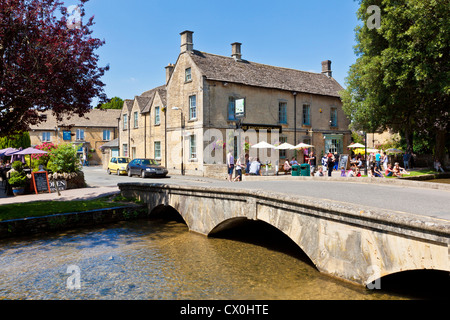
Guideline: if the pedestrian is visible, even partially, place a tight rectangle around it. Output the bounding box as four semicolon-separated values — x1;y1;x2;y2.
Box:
307;151;316;175
249;157;261;175
314;166;324;177
403;152;411;170
434;159;444;173
327;150;334;177
226;150;234;182
340;166;346;177
233;157;243;181
375;151;381;170
382;152;388;171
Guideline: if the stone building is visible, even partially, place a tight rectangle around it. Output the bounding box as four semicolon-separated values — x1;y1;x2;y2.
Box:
119;30;351;176
29;109;121;166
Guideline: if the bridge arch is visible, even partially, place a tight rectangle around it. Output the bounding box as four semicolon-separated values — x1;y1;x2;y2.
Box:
120;182;450;286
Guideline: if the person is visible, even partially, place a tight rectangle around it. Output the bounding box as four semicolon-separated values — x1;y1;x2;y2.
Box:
327;150;334;177
373;165;384;178
434;159;444;173
226;150;234;182
290;157;298;166
375;151;381;171
393;162;410;177
355;167;361;177
385;164;394;177
347;168;355;177
339;166;346;177
233;157;243;182
333;152;340;171
314;166;324;177
403;152;411;170
382;152;388;171
249;157;261;175
307;151;316;175
245;153;250;174
283;159;292;174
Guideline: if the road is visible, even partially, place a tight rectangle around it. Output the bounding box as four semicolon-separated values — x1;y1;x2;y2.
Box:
83;166;450;221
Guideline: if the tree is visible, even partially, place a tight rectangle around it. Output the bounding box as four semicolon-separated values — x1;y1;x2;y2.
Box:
0;131;31;149
342;0;449;162
0;0;109;136
97;96;124;110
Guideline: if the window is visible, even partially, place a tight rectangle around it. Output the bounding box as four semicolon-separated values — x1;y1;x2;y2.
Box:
133;111;138;128
330;107;337;127
189;134;196;159
185;68;192;82
103;130;111;141
132;147;136;159
302;104;311;126
324;134;343;154
279;136;287;158
76;129;85;141
42;132;51;142
228;97;236;121
279;102;287;124
189;95;196;120
154;141;161;159
155;106;160;125
123;144;128;157
123;114;128;130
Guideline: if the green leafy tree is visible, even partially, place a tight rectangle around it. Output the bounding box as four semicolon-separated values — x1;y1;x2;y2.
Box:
342;0;449;162
97;97;124;110
0;132;31;149
47;143;80;173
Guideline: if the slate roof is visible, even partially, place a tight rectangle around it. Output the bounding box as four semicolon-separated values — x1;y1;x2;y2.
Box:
30;109;122;130
189;51;343;98
140;85;167;113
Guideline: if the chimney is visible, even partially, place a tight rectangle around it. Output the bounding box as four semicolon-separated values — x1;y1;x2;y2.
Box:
321;60;332;78
180;30;194;53
165;63;174;84
231;42;242;61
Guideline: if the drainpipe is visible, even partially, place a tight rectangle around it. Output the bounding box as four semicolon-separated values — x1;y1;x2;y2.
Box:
293;92;297;157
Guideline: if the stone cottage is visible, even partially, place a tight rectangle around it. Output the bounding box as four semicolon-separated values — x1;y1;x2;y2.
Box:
119;30;351;177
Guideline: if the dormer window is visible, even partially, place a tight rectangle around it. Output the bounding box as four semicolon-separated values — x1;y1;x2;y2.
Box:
185;67;192;82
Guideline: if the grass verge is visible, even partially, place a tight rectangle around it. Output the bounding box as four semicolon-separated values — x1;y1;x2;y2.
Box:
0;195;136;221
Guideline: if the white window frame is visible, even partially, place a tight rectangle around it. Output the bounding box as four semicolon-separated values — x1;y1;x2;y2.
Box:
189;134;197;160
42;131;51;142
185;67;192;82
278;101;287;124
189;95;197;120
155;106;160;125
123;114;128;130
76;129;85;141
103;130;111;141
154;141;161;160
133;111;139;128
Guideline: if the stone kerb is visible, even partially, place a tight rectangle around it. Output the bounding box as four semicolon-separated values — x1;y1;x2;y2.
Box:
118;182;450;286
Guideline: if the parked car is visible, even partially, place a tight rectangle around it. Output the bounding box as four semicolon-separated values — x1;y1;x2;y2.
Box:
107;157;130;175
126;158;168;178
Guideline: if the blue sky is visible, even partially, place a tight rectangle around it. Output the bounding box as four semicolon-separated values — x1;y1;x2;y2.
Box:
77;0;362;103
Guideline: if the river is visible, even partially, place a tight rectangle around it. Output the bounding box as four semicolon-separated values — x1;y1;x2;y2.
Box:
0;218;447;300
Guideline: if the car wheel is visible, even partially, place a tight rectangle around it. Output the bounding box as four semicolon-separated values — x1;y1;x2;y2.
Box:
141;170;146;178
128;169;132;177
107;168;111;175
117;169;121;176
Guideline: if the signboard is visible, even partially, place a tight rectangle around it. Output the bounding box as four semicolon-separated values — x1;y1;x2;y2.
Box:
235;98;245;118
31;171;51;194
63;131;72;141
338;154;349;170
49;179;67;193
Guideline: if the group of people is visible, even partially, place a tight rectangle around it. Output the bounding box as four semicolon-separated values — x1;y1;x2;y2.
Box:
226;152;264;182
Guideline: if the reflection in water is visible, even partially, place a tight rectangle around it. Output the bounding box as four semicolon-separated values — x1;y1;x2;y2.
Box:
0;219;446;300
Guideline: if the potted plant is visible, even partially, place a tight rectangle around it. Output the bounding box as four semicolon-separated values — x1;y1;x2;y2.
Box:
8;161;28;196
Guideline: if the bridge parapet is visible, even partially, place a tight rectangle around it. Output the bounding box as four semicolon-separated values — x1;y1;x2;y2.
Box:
118;182;450;286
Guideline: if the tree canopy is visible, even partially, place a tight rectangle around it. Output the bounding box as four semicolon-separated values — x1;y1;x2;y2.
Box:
97;96;124;110
0;0;108;136
341;0;449;161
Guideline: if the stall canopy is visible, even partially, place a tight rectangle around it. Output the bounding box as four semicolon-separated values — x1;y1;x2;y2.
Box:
275;142;294;150
11;147;48;167
251;141;276;149
347;143;366;148
291;143;314;149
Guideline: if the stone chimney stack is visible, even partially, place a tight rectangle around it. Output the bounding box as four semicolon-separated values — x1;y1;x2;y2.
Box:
231;42;242;61
165;63;175;84
321;60;332;78
180;30;194;53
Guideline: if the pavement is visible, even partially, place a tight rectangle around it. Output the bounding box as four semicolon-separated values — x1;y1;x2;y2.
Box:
1;166;449;221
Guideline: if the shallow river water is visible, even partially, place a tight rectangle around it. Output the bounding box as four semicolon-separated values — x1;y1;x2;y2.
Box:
0;218;446;300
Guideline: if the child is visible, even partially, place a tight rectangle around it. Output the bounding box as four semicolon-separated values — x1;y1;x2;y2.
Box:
340;166;346;177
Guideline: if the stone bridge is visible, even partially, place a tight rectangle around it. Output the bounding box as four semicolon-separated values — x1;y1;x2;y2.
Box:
118;182;450;286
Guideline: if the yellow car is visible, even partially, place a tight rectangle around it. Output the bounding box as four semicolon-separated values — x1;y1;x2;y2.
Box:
107;157;130;175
